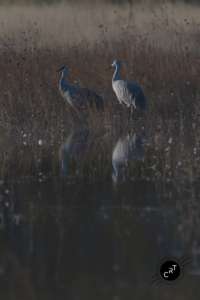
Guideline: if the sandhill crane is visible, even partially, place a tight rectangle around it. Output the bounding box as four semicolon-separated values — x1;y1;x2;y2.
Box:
57;66;104;111
107;60;146;113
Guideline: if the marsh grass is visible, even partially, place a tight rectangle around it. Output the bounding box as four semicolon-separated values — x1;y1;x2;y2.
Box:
0;2;200;132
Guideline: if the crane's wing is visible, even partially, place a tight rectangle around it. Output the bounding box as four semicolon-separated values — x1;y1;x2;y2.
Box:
125;81;147;111
116;81;146;111
72;88;104;110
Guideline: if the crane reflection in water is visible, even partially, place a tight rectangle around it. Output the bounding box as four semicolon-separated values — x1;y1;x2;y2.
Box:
112;131;146;185
59;131;89;175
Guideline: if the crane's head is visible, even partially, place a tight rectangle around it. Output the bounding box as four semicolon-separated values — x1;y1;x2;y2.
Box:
106;60;121;71
56;66;67;73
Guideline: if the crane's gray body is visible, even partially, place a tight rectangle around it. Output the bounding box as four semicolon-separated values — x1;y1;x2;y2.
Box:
108;60;147;111
57;66;104;110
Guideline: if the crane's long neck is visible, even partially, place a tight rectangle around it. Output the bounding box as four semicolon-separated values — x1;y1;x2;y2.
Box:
112;64;120;82
60;70;67;89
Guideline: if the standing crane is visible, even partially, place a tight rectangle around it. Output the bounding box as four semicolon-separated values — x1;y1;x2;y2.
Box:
57;66;104;110
107;60;146;113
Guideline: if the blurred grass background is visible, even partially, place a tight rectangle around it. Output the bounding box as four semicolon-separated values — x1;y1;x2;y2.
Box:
0;0;200;5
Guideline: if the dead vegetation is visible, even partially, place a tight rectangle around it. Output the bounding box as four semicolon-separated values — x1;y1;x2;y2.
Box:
0;1;200;132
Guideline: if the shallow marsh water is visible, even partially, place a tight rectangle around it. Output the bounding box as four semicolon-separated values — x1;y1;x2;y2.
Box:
0;122;200;299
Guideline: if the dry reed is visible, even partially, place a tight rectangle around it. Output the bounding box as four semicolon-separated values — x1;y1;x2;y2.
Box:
0;1;200;132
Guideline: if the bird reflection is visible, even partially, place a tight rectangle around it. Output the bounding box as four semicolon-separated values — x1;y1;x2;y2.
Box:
60;131;89;175
112;132;146;184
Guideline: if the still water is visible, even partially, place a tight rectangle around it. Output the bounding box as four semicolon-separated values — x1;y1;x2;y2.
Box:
0;123;200;299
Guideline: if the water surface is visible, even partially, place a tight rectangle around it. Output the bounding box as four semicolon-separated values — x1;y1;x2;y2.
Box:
0;123;200;299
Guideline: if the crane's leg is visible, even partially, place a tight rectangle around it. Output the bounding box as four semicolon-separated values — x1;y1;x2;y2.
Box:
130;105;133;125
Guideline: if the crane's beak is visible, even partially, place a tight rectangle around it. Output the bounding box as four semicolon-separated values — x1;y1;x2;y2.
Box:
106;65;112;71
56;68;62;72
